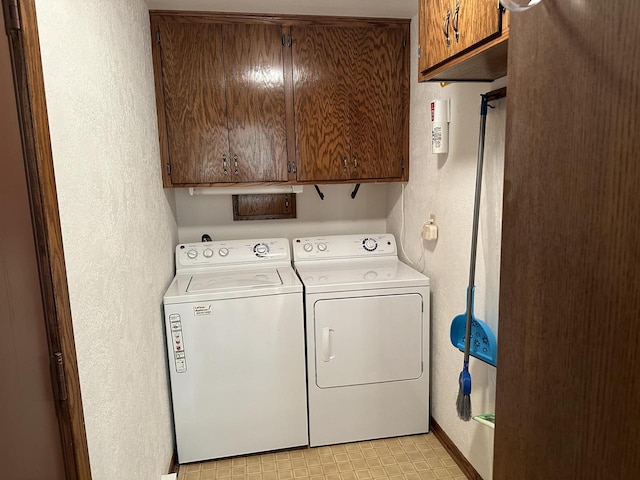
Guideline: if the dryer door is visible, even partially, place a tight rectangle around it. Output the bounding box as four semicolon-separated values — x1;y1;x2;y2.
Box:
313;293;423;388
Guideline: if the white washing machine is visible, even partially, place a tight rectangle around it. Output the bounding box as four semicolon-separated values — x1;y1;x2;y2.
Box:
163;238;307;463
293;233;430;447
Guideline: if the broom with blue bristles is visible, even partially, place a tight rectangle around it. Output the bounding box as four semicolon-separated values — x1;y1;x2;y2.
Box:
455;93;491;421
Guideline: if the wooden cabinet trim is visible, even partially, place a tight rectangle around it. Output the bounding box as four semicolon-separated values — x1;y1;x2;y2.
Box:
150;19;172;187
282;25;297;182
419;34;508;82
149;11;410;28
401;22;410;182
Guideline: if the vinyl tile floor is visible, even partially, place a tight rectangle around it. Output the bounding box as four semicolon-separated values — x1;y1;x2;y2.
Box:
177;434;466;480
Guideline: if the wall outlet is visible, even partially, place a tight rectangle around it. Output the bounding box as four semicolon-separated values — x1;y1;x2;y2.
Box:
421;215;438;241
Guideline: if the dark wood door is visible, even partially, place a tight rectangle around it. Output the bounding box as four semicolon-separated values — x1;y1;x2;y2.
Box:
223;23;288;183
0;18;65;480
494;2;640;479
158;21;230;184
292;25;352;182
350;26;406;180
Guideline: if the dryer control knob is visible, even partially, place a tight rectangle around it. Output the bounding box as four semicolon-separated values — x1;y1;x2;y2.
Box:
203;248;214;258
362;238;378;251
218;248;229;257
254;243;269;257
317;242;327;252
187;249;198;259
303;243;313;252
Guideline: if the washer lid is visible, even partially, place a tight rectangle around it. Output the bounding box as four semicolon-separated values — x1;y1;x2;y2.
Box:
187;270;282;292
164;266;302;304
295;259;429;294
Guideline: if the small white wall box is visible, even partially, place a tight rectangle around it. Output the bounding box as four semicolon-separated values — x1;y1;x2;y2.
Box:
421;215;438;241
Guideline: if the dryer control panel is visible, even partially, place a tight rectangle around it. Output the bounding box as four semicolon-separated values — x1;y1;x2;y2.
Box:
293;234;397;261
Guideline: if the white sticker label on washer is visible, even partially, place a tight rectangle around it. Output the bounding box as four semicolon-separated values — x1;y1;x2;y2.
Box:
194;304;212;316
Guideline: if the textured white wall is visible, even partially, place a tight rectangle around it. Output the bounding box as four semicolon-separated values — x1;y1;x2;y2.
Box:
176;183;389;242
387;17;506;480
34;1;178;478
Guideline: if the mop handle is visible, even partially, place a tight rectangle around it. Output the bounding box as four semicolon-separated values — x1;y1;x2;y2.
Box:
464;95;489;363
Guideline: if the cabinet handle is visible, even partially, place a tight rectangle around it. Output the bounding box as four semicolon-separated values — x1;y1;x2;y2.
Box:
443;9;451;47
353;153;358;172
343;155;348;173
452;1;460;43
233;154;239;175
223;154;228;176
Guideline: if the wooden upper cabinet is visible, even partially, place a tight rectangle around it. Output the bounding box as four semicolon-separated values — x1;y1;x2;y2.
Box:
292;26;352;182
350;27;407;181
157;22;229;184
455;0;501;53
419;0;508;82
292;23;409;183
152;17;289;186
151;13;410;186
419;0;454;73
222;24;288;183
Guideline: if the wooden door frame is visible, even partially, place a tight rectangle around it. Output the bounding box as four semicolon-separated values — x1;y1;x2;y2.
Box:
3;0;91;478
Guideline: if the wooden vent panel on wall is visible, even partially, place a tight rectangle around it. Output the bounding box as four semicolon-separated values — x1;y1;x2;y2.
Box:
232;193;296;221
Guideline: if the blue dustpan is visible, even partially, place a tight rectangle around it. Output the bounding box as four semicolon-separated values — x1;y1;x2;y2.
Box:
450;288;498;367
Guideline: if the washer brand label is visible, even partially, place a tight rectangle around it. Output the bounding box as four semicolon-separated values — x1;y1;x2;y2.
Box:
194;304;212;316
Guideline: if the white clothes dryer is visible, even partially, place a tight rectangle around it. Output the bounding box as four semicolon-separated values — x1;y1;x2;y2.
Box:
293;234;430;447
163;238;307;463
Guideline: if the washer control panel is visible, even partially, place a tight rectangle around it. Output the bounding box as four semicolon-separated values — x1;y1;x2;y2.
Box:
293;234;397;260
176;238;290;273
168;313;187;373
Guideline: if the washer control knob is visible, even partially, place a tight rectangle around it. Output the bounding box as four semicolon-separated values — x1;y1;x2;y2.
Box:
364;270;378;280
187;249;198;259
362;238;378;252
203;248;214;258
317;242;327;252
303;243;313;252
254;243;269;257
218;248;229;257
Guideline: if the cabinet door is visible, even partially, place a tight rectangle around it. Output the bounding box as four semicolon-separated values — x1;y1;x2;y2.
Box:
454;0;501;54
419;0;455;72
158;22;230;184
223;24;288;183
292;26;352;182
350;27;406;180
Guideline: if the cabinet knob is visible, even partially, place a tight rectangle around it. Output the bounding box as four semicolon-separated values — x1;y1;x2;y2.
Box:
233;155;239;175
443;9;451;47
353;153;358;171
343;155;348;173
222;154;228;175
